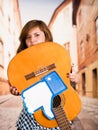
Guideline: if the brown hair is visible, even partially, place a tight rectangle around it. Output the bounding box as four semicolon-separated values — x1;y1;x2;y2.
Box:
17;20;53;53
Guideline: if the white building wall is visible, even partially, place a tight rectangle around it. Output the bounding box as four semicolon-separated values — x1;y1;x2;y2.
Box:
49;2;78;71
0;0;21;72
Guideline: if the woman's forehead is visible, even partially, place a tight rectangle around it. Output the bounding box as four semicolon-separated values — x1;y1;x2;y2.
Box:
28;27;43;34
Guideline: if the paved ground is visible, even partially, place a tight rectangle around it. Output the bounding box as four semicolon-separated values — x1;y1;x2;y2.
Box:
0;94;98;130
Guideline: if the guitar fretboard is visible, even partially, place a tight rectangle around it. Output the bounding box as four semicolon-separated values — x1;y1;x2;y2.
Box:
53;95;72;130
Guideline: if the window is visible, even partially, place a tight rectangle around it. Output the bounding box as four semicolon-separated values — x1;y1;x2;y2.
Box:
80;40;85;60
0;40;3;65
64;42;70;53
95;17;98;44
92;68;97;98
82;72;86;95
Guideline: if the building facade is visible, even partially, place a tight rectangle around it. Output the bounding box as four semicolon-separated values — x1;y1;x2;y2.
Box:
0;0;22;95
76;0;98;98
48;0;78;72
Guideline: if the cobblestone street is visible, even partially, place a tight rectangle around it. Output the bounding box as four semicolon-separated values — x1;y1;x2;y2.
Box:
0;94;98;130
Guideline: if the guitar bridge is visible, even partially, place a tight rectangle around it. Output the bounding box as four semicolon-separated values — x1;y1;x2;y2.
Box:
25;63;56;80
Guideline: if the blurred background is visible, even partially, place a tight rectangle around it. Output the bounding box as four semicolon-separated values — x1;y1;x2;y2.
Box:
0;0;98;130
0;0;98;98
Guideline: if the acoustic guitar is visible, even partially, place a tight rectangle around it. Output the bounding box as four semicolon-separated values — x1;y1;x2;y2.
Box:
7;42;81;128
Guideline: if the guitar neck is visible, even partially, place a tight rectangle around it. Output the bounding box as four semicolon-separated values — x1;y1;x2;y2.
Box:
53;96;72;130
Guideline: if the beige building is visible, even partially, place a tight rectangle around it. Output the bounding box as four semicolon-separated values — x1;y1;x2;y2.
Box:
48;0;78;71
49;0;98;98
0;0;22;95
76;0;98;98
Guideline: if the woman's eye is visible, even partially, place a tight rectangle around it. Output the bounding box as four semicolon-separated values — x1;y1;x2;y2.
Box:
35;33;40;37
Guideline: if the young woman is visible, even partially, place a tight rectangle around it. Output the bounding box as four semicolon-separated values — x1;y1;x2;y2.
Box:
9;20;79;130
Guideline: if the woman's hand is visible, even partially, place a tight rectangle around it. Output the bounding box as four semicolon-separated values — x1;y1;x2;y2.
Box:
8;81;20;96
67;64;80;84
69;73;79;83
67;65;80;90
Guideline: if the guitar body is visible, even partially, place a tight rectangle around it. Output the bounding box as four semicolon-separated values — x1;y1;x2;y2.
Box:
7;42;81;128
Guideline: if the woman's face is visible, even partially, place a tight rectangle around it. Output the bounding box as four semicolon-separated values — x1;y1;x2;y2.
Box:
25;27;46;47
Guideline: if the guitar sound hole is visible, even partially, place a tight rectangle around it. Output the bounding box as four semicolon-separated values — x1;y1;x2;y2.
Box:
53;95;61;108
